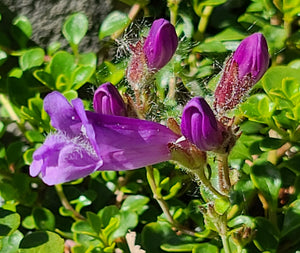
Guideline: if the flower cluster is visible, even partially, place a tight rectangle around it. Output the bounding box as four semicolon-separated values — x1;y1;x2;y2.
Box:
30;20;269;187
30;84;179;185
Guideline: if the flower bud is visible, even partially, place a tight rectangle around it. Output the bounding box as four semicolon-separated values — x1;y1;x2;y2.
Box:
181;97;223;151
214;33;269;113
93;82;127;116
143;18;178;70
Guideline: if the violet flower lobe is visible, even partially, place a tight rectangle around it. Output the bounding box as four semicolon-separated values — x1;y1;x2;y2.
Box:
30;92;179;185
214;33;269;113
181;97;223;151
143;18;178;70
93;82;127;116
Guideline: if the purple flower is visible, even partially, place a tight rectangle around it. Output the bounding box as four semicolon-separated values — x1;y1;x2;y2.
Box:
30;92;179;185
143;18;178;70
214;33;269;113
93;82;127;116
181;97;223;151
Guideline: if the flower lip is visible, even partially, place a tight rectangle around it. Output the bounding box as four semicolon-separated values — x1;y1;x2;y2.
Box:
143;18;178;70
181;97;223;151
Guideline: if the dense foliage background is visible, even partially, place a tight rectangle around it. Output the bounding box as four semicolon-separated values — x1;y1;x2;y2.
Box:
1;0;300;252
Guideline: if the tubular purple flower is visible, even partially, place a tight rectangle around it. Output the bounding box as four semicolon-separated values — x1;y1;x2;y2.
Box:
30;92;179;185
181;97;223;151
214;33;269;113
93;82;127;116
143;18;178;70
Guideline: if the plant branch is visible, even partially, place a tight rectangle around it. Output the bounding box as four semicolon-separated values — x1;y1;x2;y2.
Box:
55;184;85;220
146;166;195;236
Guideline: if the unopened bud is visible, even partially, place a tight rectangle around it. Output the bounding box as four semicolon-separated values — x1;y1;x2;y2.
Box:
181;97;224;151
214;33;269;113
93;82;127;116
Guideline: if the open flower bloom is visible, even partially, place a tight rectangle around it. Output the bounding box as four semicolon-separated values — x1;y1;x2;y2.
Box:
30;92;179;185
93;82;127;116
143;18;178;70
214;33;269;113
181;97;223;151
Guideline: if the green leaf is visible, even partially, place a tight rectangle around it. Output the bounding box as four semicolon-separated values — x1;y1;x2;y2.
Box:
99;11;130;40
22;215;35;230
0;49;7;67
87;212;102;235
47;41;61;56
262;66;300;94
0;230;23;253
119;0;149;7
214;198;230;215
250;160;281;205
12;16;32;38
228;215;255;228
253;217;279;251
25;130;45;143
19;231;64;253
97;61;126;85
32;207;55;231
193;243;219;253
33;70;55;89
239;94;275;124
141;222;175;253
71;66;95;90
63;13;88;45
121;195;149;215
112;211;138;238
49;51;76;89
0;208;20;236
19;48;45;70
72;220;96;236
99;206;119;228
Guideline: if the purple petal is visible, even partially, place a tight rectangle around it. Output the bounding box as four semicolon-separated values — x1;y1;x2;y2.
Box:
93;83;127;116
30;134;102;185
181;97;223;151
143;18;178;70
43;91;81;136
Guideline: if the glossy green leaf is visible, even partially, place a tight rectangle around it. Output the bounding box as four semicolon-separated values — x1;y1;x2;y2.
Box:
112;211;138;239
47;41;61;56
33;70;55;89
49;51;76;86
25;130;44;143
18;231;64;253
63;13;88;45
239;94;275;124
12;15;32;38
0;208;20;236
19;48;44;70
99;206;119;228
193;243;218;253
0;230;23;253
72;220;96;236
22;215;35;230
250;160;281;205
71;65;95;90
214;198;230;215
97;61;125;85
99;11;130;40
32;207;55;231
87;212;102;235
121;195;149;215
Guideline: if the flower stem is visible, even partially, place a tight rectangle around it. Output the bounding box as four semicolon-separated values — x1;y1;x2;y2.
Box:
146;166;195;236
194;165;228;200
196;6;214;40
221;234;232;253
168;0;180;26
217;153;231;193
0;94;20;123
55;184;85;220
